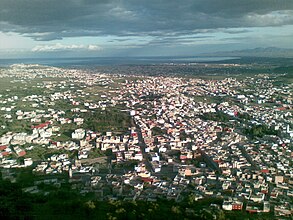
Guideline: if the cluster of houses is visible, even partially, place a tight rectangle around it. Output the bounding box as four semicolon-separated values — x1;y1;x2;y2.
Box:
0;64;292;217
117;74;292;216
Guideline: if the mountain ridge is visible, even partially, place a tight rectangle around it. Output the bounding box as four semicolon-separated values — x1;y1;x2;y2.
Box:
202;47;293;58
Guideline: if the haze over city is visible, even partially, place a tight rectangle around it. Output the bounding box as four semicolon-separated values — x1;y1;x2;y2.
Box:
0;0;293;58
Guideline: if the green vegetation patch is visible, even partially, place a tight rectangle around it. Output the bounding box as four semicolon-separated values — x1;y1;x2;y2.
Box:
200;111;234;122
83;107;131;133
244;124;280;138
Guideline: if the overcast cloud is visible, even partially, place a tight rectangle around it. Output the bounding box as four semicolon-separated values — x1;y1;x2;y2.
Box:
0;0;292;57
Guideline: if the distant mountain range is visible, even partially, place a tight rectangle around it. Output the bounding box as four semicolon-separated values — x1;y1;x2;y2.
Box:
204;47;293;58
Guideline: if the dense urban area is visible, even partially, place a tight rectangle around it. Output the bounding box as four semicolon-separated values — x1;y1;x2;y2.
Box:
0;62;292;219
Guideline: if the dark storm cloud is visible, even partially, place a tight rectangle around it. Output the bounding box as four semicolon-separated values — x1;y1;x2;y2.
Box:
0;0;292;40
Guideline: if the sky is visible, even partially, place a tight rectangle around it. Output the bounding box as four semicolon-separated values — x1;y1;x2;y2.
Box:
0;0;293;58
